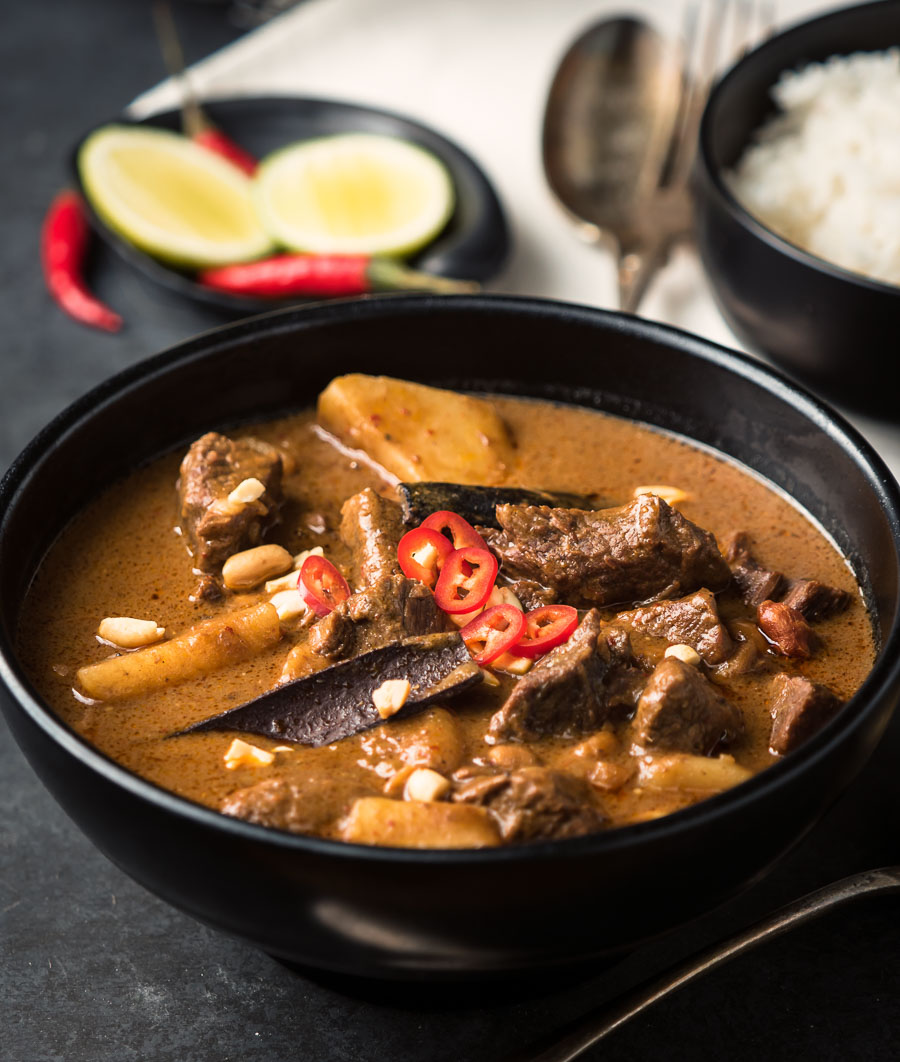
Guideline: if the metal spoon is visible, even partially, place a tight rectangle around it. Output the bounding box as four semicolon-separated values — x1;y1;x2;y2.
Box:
542;4;777;313
542;16;685;313
505;866;900;1061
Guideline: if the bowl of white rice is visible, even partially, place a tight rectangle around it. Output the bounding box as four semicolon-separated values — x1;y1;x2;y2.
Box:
694;0;900;414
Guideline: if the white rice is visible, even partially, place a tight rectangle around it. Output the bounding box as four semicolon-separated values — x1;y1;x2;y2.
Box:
727;49;900;287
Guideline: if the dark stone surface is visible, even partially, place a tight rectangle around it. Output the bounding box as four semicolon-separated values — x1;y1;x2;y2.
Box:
1;3;899;1061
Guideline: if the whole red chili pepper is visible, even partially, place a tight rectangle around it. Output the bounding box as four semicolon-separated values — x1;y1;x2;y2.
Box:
41;191;123;333
192;127;258;176
198;255;479;299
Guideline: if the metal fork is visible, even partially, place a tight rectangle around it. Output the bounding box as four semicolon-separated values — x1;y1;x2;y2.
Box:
617;0;776;312
506;866;900;1062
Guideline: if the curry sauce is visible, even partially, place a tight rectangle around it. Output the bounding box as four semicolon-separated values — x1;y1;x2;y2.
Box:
16;394;875;844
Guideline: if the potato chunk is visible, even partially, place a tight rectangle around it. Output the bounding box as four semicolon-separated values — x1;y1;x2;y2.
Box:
317;374;514;484
77;602;281;701
360;706;465;775
341;796;500;848
636;752;752;792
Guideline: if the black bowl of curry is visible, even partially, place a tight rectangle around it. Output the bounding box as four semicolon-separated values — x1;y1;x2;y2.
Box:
1;295;899;977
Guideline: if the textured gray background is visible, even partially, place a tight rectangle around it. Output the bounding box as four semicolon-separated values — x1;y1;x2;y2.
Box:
2;3;898;1060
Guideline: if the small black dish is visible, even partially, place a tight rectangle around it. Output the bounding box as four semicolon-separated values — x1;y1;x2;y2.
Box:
70;96;511;314
693;0;900;416
1;295;900;979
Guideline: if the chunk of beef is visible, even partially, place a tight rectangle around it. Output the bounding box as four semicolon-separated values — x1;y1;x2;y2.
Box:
307;609;356;659
618;588;733;665
757;599;820;659
489;611;606;742
633;656;743;754
179;432;283;573
768;673;843;755
488;611;646;742
453;766;604;842
339;488;405;588
281;573;445;681
781;579;852;621
344;574;444;649
713;638;767;680
717;619;769;676
724;532;852;621
221;777;365;836
604;624;635;663
192;572;224;603
723;531;785;608
602;626;649;712
482;496;731;608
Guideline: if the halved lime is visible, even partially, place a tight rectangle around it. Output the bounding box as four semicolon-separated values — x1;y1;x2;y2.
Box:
254;133;455;257
78;125;274;268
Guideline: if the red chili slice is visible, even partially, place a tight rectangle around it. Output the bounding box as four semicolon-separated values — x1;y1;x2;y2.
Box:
433;546;498;614
460;604;526;666
421;510;488;551
510;604;579;658
397;527;453;588
298;555;351;617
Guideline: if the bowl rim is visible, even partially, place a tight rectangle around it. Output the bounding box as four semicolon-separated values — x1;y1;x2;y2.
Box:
3;292;900;866
697;0;900;298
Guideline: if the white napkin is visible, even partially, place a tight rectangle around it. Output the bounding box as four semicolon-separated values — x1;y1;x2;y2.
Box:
130;0;900;474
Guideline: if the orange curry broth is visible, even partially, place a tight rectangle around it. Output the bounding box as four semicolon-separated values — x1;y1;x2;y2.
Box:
16;396;874;839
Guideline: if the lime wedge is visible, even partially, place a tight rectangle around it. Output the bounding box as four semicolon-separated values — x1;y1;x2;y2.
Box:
78;125;274;268
254;133;455;257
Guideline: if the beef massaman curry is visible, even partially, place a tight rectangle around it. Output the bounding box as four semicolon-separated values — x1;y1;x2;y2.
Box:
17;375;874;848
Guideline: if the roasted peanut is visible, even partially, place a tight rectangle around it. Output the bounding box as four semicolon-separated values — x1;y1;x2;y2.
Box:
224;738;275;769
665;643;702;667
757;599;819;659
487;744;537;770
269;589;306;621
265;547;325;593
588;760;634;792
292;545;324;569
265;571;300;595
633;484;690;506
227;477;266;505
222;544;293;590
97;616;165;649
491;652;532;675
404;767;451;802
372;678;411;718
